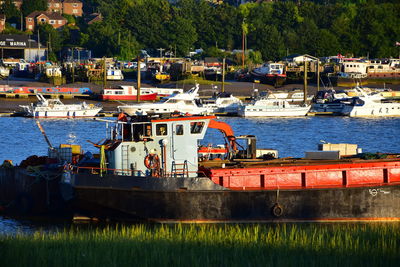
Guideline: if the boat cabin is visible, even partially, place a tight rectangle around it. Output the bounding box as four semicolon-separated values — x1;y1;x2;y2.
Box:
102;114;213;177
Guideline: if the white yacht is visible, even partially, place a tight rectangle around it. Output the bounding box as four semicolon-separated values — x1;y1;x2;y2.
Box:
202;92;243;115
342;87;400;117
20;94;102;118
239;92;310;117
118;84;209;116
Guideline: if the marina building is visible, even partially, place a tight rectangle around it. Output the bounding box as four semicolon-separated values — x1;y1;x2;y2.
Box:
0;34;47;62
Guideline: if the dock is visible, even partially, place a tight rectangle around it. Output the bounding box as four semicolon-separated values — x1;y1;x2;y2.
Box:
307;112;343;116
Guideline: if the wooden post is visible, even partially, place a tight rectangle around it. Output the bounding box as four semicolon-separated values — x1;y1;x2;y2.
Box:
72;62;75;84
303;60;308;105
137;56;141;102
317;59;320;92
242;28;245;70
222;57;225;93
103;57;107;89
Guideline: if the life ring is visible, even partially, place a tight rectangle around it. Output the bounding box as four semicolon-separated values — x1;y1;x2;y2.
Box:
144;154;160;169
272;203;283;217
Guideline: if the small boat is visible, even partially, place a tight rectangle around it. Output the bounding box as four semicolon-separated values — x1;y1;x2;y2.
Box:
310;89;352;114
202;92;243;115
250;62;286;86
118;84;208;116
19;94;102;118
107;68;124;81
239;91;310;117
100;86;158;101
154;72;170;83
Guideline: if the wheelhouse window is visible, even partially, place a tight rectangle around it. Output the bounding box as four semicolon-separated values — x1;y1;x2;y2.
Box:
176;124;184;135
190;121;204;134
156;124;168;136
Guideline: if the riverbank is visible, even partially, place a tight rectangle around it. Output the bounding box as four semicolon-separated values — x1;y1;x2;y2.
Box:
1;223;399;266
0;78;313;114
1;77;398;114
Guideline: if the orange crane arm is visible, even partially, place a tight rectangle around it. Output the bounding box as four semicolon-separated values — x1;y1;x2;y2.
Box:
208;119;237;151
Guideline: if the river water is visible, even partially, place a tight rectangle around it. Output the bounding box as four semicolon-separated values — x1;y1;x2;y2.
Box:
0;116;399;234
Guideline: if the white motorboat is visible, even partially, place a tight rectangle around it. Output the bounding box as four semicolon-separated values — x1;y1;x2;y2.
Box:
251;63;286;78
20;94;102;118
118;84;209;116
310;89;352;114
254;89;313;103
342;87;400;117
239;92;310;117
202;92;243;115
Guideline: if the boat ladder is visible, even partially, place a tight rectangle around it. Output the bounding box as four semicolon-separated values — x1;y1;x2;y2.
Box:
171;160;189;177
121;145;129;175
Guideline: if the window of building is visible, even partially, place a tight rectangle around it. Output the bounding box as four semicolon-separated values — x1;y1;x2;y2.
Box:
58;20;63;24
55;3;60;7
73;3;78;7
40;18;46;22
73;9;78;13
28;25;33;29
28;18;32;22
50;20;55;24
190;121;204;134
156;124;168;136
176;125;184;135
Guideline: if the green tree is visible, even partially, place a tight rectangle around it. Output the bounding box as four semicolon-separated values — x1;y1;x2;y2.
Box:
21;0;47;17
1;0;21;20
165;13;197;56
36;24;63;61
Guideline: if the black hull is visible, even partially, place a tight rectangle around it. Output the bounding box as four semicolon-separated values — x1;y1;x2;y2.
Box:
65;174;400;222
0;168;67;217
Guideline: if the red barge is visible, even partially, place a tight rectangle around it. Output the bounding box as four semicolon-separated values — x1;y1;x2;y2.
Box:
1;114;400;222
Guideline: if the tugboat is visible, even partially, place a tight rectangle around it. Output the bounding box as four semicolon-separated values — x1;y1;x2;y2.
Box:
52;113;400;222
1;113;400;221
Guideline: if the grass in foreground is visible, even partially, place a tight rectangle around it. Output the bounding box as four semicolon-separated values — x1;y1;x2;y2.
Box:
0;223;399;267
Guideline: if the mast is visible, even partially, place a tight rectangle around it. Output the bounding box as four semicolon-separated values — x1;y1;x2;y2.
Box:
242;21;245;70
222;57;225;93
303;60;308;105
137;56;141;102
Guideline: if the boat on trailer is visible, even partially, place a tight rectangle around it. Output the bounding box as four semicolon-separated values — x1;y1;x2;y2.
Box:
1;113;400;221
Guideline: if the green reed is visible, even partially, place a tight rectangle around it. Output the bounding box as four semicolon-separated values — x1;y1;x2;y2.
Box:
1;223;399;267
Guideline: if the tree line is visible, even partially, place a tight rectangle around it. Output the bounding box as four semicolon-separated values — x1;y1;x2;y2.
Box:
1;0;399;62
